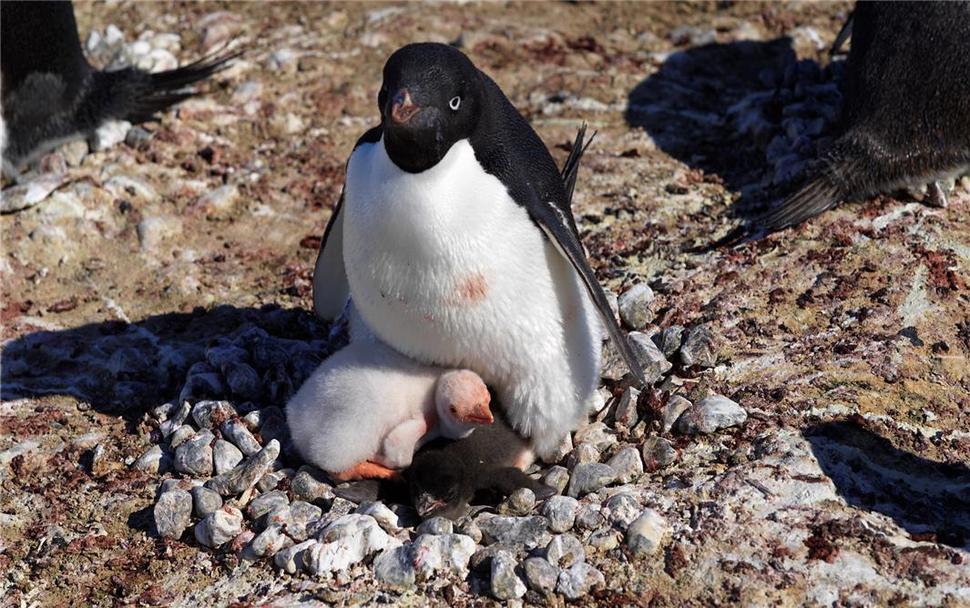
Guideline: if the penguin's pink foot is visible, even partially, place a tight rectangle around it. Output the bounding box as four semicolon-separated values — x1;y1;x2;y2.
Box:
436;370;493;425
330;460;400;482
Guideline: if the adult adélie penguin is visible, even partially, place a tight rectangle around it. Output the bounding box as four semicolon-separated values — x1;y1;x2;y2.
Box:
312;42;645;460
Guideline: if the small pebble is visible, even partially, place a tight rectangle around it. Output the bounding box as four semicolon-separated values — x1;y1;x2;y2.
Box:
602;493;641;529
213;439;243;475
205;439;280;496
565;443;600;470
284;501;324;541
567;463;616;498
626;509;669;557
572;422;617;452
274;539;317;574
291;465;335;505
545;534;585;569
133;445;170;474
676;395;747;434
505;488;536;516
154;490;192;539
246;524;294;559
417;517;453;536
490;551;526;600
191;486;223;518
191;400;236;430
457;520;482;544
542;496;578;533
556;562;605;599
168;424;196;448
541;466;570;495
257;468;291;493
628;332;673;383
173;430;214;477
247;490;289;522
220;418;261;456
679;324;717;369
477;515;550;549
642;436;678;471
612;387;640;430
618;283;655;329
522;557;559;594
606;446;643;484
356;502;399;531
661;395;692;434
653;325;685;358
587;527;622;552
158;401;190;438
575;505;605;531
195;506;244;548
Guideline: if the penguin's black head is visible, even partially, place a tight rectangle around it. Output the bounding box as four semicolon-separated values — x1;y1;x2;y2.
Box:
406;447;470;520
379;43;483;173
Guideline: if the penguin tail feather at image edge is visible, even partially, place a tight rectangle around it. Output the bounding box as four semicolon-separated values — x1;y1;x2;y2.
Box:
90;49;240;124
561;123;596;202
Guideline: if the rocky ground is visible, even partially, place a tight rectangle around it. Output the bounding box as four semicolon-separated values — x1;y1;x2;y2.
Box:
2;1;969;606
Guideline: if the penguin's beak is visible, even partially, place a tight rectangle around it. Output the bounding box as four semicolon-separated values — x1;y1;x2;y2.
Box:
390;88;421;125
415;492;447;518
458;401;494;425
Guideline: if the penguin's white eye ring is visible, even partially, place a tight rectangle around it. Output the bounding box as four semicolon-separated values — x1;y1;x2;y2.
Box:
449;96;461;111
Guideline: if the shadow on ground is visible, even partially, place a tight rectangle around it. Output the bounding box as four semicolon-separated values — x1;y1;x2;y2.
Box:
805;420;970;549
626;37;843;224
1;304;330;420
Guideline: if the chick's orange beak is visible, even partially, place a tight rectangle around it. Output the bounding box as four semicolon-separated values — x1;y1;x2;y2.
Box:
457;401;494;425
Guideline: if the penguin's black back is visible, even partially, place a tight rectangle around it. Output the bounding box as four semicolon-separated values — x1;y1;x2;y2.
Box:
841;1;970;164
0;1;90;97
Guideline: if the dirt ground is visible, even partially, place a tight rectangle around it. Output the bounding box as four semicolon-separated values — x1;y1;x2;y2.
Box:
1;1;968;606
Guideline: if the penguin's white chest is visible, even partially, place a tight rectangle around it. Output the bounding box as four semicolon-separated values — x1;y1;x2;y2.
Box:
342;138;595;379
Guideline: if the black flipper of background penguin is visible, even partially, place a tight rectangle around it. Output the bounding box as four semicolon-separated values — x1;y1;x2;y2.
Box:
734;1;970;242
1;0;238;176
312;121;647;386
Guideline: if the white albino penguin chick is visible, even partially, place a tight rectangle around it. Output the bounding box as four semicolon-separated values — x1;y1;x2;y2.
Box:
286;340;493;481
312;43;645;461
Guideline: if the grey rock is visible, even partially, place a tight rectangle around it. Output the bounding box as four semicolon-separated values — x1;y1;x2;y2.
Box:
567;463;616;498
173;430;214;477
304;514;391;574
191;486;223;518
490;551;526;600
158;401;191;438
606;446;643;484
557;561;605;599
565;443;600;470
587;527;622;552
133;445;171;474
574;505;605;531
541;466;570;495
629;332;674;383
505;488;536;516
194;506;244;548
220;419;261;456
522;557;559;594
356;502;399;531
274;539;317;574
602;493;641;529
642;436;678;471
205;439;280;496
247;490;289;521
411;533;477;581
291;465;334;505
626;509;669;556
373;545;416;587
246;524;294;559
542;496;579;533
168;424;196;448
159;478;197;494
478;515;550;549
573;422;617;452
680;324;717;368
257;468;292;493
545;534;584;569
417;517;453;536
191;400;236;429
285;501;324;542
125;126;152;148
213;439;243;475
676;395;747;434
653;325;685;358
661;394;692;433
154;490;192;539
618;283;655;329
612;386;640;430
225;362;261;400
457;520;482;543
137;216;183;252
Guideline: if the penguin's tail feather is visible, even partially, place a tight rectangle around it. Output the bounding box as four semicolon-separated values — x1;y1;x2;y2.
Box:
88;49;240;125
750;173;844;235
561;123;596;202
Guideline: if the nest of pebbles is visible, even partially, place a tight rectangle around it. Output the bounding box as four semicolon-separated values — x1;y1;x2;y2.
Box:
144;285;747;600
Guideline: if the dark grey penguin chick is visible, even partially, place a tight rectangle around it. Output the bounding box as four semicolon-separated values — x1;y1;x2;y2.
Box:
406;404;555;520
749;1;970;236
1;1;238;177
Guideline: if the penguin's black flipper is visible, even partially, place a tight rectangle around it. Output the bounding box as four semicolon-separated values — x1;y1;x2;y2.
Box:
749;174;843;235
91;50;240;125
